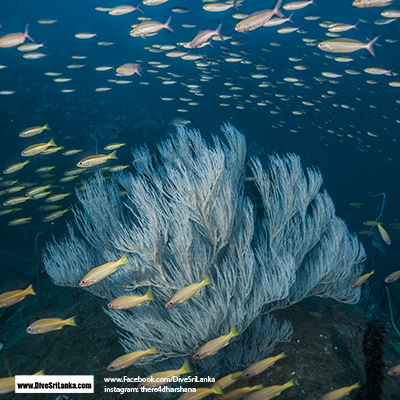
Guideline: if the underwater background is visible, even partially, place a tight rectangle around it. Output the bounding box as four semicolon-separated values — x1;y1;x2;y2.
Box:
0;0;400;399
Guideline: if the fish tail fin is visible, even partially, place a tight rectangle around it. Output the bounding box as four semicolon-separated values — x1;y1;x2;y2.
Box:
5;356;12;377
216;23;223;41
233;1;240;10
148;346;157;355
34;369;45;376
354;21;359;31
26;284;36;296
367;35;380;57
230;325;239;337
353;382;361;390
274;0;284;18
165;16;174;33
25;23;34;42
283;379;295;390
202;274;211;286
145;287;154;301
118;253;129;265
66;316;77;327
181;359;192;374
48;138;56;147
136;3;144;14
212;383;224;395
108;150;118;160
277;351;286;360
231;371;242;380
288;12;294;24
44;123;50;130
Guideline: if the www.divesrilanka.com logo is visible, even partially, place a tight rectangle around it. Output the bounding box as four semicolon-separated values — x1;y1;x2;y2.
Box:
17;381;92;390
15;375;94;393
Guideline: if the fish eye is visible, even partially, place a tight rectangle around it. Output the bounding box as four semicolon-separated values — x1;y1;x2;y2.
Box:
193;353;200;359
27;327;31;331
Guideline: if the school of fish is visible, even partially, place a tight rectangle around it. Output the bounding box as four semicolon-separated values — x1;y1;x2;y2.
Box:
1;0;400;398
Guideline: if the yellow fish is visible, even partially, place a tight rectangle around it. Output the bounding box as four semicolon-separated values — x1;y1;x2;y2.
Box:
3;160;30;174
243;380;294;400
26;317;77;334
104;143;126;150
63;149;83;156
241;352;286;378
193;326;239;359
0;284;36;308
139;359;192;389
26;185;53;197
108;287;154;310
21;139;56;157
7;217;32;226
79;254;128;287
319;382;360;400
213;371;242;391
0;370;44;395
351;270;374;288
107;346;157;371
42;209;69;222
377;223;391;246
165;275;211;308
45;193;71;202
350;202;364;209
216;384;263;400
77;150;118;168
364;221;391;245
385;270;400;283
3;196;32;206
177;383;223;400
19;123;50;138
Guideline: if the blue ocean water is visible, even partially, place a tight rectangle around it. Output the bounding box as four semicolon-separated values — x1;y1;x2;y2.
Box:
0;0;399;398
